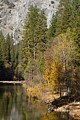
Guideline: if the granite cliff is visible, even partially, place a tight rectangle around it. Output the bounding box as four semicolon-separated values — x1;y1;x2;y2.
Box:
0;0;59;42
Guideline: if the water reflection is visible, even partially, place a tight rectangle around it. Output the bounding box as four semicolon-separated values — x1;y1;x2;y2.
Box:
0;85;75;120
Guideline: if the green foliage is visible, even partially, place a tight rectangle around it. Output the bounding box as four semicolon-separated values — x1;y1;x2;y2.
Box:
22;5;39;61
56;0;71;34
49;0;80;66
0;31;6;80
22;5;47;79
6;34;15;64
0;32;16;80
49;0;80;37
0;31;6;62
0;1;80;98
38;57;45;74
48;14;57;38
44;29;79;96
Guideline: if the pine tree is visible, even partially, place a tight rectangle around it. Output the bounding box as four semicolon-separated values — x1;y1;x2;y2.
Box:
23;5;47;60
0;31;6;80
22;5;39;62
0;31;6;62
70;0;80;65
56;0;72;35
36;10;48;56
22;5;47;79
6;34;15;64
48;14;57;37
6;34;11;63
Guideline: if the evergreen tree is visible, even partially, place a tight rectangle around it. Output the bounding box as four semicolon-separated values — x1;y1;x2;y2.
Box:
48;14;57;37
0;31;6;80
14;42;24;80
6;34;11;63
70;0;80;65
56;0;71;35
36;10;48;56
22;5;39;63
22;5;47;79
6;34;15;65
0;31;6;62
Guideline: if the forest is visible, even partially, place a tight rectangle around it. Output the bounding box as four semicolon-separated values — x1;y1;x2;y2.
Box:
0;0;80;99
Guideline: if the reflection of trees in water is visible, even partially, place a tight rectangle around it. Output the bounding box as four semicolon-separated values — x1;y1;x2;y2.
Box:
0;85;75;120
0;91;12;119
27;99;74;120
0;85;24;120
41;112;74;120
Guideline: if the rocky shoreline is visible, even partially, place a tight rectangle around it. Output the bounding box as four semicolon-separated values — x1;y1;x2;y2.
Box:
24;84;80;120
41;92;80;119
55;102;80;120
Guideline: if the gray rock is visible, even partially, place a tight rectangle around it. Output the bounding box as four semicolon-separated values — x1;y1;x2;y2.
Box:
0;0;60;42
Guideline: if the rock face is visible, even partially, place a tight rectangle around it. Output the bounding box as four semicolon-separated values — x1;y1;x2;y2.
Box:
0;0;59;42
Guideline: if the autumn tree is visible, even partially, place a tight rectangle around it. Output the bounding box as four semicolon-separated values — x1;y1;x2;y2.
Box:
44;29;77;96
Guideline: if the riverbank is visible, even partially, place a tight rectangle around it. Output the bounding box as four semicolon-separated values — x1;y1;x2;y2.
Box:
23;83;80;120
55;102;80;120
42;92;80;119
42;93;80;120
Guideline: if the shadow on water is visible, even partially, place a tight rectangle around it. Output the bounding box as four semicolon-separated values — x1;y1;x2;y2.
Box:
0;84;75;120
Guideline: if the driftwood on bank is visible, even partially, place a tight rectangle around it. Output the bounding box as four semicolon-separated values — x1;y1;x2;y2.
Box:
0;81;26;84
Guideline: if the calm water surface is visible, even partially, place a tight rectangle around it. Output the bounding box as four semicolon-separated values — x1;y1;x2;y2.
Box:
0;84;75;120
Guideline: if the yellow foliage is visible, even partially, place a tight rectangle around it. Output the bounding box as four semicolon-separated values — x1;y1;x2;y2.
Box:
22;84;27;89
50;62;62;88
27;87;41;99
44;61;62;90
43;60;52;86
41;112;59;120
27;84;45;99
44;32;76;91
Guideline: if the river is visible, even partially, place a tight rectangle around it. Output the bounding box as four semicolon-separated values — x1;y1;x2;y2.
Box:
0;84;75;120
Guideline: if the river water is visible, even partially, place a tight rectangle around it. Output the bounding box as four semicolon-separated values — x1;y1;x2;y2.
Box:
0;84;75;120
